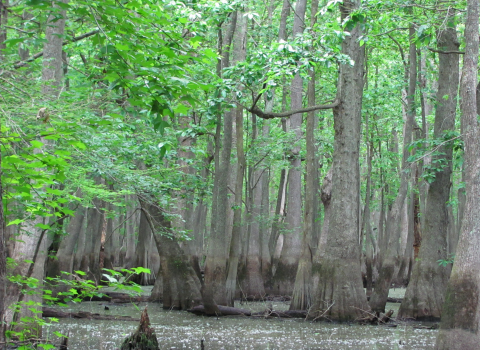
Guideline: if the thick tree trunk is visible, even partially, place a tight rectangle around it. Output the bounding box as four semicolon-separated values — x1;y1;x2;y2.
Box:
203;12;238;306
435;0;480;347
241;115;266;299
47;204;86;295
79;194;105;283
140;198;202;310
309;0;370;321
399;17;459;320
124;195;138;269
5;1;68;336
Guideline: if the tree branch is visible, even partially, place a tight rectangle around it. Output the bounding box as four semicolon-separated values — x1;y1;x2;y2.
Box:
428;47;465;54
247;100;339;119
13;29;99;69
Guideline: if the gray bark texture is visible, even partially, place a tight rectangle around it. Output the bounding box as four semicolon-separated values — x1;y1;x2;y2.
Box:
309;0;370;321
139;198;202;310
399;17;459;320
204;12;237;306
272;0;307;296
290;0;320;311
42;0;68;97
435;0;480;347
369;21;417;313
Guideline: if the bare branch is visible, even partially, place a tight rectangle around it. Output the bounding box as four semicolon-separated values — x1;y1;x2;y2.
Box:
428;47;465;54
13;29;99;69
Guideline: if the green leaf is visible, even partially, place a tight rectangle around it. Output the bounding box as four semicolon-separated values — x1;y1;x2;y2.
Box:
7;219;24;226
4;37;27;47
130;267;151;274
30;140;44;148
35;223;51;230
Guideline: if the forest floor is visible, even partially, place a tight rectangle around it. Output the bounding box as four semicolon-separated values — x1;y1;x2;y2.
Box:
42;288;438;350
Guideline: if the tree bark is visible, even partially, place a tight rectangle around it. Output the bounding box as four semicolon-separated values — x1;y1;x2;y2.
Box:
272;0;307;296
435;0;480;347
140;198;202;310
309;0;370;321
370;19;417;313
203;12;238;306
399;15;459;320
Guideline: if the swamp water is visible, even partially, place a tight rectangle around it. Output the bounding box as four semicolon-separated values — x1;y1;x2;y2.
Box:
44;289;438;350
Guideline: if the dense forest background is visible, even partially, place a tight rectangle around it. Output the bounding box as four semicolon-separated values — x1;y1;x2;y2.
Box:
1;0;479;349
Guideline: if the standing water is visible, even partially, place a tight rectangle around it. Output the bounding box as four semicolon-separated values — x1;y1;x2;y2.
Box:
43;289;437;349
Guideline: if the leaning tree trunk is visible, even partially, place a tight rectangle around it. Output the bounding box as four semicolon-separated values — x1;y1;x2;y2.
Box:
435;0;480;347
139;197;202;310
309;0;370;322
399;15;459;320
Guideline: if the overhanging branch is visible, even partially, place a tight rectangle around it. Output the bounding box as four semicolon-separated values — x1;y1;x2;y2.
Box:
247;100;339;119
13;29;99;69
428;47;465;55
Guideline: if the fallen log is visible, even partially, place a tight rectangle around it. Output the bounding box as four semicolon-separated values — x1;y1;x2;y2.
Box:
187;305;251;316
84;292;150;303
387;297;403;303
42;307;139;321
251;310;307;318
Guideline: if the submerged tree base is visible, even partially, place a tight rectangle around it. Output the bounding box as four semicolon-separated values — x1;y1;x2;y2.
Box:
120;307;159;350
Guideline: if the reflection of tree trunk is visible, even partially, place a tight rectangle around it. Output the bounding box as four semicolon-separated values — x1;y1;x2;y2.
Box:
400;14;459;320
140;198;202;310
309;0;370;321
435;0;479;347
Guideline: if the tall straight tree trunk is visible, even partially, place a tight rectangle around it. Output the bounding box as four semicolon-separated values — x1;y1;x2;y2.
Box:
399;16;459;320
435;0;480;347
225;11;247;305
5;1;68;336
265;0;290;289
204;12;238;306
0;0;8;58
241;115;266;299
272;0;307;296
290;0;320;310
370;20;417;313
309;0;369;321
124;195;138;269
